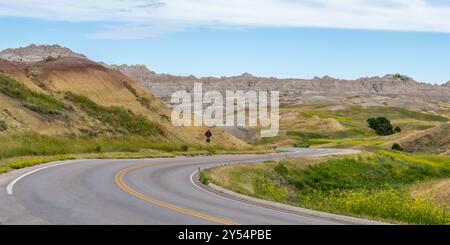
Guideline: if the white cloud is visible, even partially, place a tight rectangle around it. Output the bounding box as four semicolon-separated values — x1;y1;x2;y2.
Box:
87;23;184;39
1;0;450;38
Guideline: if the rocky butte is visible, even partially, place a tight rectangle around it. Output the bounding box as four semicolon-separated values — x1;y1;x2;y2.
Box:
112;64;449;115
0;44;86;62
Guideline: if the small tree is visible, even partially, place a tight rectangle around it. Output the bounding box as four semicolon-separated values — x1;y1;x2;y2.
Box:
394;126;401;133
367;117;395;136
367;118;378;130
392;143;404;151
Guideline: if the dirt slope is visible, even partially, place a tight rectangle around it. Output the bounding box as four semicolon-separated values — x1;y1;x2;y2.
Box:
389;123;450;154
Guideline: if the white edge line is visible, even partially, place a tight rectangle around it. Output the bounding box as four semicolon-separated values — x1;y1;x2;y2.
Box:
6;160;83;195
189;170;341;225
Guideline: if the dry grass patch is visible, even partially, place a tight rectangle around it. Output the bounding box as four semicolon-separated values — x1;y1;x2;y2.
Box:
411;179;450;209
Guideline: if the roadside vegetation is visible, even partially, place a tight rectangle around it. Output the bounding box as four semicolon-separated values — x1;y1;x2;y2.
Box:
199;170;210;185
0;132;190;160
206;151;450;224
0;73;65;115
0;132;269;174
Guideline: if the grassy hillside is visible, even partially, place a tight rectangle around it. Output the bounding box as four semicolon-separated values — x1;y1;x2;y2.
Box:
0;57;246;143
0;73;65;115
206;151;450;224
0;57;253;171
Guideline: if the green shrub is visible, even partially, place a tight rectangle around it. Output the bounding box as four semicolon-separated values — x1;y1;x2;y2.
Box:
394;126;402;133
367;117;395;135
0;120;6;131
0;73;65;115
392;143;404;151
199;171;210;185
95;146;102;153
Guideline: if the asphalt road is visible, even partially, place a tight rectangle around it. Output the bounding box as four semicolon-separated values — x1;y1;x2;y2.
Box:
0;148;379;225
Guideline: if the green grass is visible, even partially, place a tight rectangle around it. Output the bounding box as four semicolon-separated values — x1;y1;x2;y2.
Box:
340;106;447;122
0;73;65;115
0;155;76;174
286;131;354;139
64;92;163;135
0;132;191;160
379;150;450;169
303;112;353;122
207;151;450;224
0;151;190;174
287;131;325;139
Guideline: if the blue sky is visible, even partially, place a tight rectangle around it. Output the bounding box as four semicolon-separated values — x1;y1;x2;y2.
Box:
0;1;450;84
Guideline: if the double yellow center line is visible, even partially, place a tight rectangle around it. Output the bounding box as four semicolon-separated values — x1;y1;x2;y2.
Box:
115;163;239;225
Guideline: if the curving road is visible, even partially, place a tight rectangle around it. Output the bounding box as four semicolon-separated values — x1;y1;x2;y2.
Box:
0;149;381;225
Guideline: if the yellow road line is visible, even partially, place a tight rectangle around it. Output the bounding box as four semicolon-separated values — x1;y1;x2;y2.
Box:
114;163;239;225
